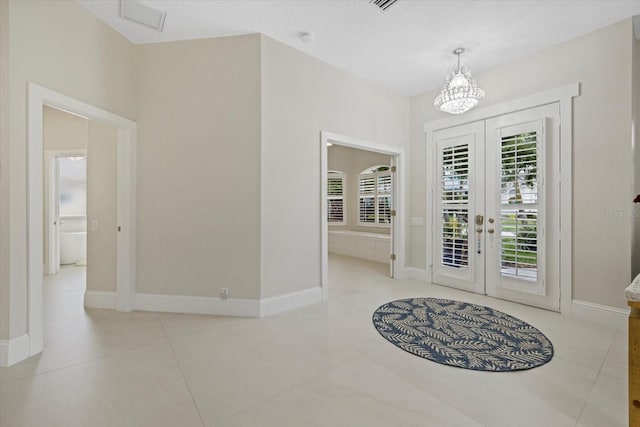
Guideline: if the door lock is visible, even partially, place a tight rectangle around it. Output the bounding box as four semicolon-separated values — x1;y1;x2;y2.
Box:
487;228;495;234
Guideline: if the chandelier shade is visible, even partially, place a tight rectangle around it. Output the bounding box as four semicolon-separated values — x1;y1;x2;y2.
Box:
434;48;485;115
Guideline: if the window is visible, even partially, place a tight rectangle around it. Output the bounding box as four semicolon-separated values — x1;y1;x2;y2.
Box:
58;156;87;217
327;171;346;225
358;165;391;227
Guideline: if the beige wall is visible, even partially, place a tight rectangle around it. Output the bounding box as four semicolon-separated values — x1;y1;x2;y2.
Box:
135;35;262;299
410;19;635;309
1;0;136;340
43;106;88;152
327;145;391;234
260;35;409;298
87;121;118;293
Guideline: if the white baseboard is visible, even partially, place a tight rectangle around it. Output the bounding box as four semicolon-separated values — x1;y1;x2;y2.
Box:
401;267;428;281
87;287;322;319
571;300;629;329
84;291;117;309
133;293;260;317
0;334;30;367
260;286;322;317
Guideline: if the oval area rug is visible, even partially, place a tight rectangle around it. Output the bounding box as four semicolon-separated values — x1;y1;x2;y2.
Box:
372;298;553;372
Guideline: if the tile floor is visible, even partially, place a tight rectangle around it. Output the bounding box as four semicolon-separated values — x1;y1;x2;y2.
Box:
0;255;628;426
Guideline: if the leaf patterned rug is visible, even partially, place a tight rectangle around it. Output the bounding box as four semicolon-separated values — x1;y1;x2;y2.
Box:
372;298;553;372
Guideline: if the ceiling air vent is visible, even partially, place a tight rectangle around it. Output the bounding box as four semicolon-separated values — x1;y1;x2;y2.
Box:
369;0;399;12
120;0;166;32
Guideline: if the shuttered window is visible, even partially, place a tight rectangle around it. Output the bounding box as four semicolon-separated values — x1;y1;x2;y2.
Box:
58;156;87;217
442;144;469;204
440;143;470;269
441;208;469;268
358;166;392;226
500;132;539;280
327;171;346;225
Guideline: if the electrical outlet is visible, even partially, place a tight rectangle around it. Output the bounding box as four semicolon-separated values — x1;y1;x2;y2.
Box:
220;288;229;300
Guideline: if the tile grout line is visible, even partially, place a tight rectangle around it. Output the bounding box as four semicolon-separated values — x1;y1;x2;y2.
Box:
573;325;620;425
209;351;362;426
0;339;162;387
160;320;206;427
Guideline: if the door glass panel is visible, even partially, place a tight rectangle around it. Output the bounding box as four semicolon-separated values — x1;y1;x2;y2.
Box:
441;208;469;269
499;131;539;281
440;143;470;269
500;132;537;205
442;144;469;203
500;209;538;280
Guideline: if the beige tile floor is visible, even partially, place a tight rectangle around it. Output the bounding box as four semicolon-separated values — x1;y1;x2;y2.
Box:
0;255;628;426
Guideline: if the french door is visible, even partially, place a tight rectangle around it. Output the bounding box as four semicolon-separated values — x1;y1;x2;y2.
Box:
432;104;560;311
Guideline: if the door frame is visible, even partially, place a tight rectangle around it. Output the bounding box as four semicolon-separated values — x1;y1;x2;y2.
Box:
424;83;579;314
27;83;137;357
44;149;88;275
320;131;406;301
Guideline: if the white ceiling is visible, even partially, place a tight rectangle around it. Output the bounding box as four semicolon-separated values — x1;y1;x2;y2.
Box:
78;0;640;97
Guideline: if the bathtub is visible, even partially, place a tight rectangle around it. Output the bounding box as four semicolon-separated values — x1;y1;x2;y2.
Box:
60;231;87;265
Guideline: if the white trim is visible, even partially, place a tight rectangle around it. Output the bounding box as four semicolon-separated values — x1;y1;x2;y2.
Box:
134;293;260;317
558;94;575;315
401;267;428;281
0;334;30;367
27;83;137;363
90;288;321;318
422;83;580;134
260;287;322;317
84;291;118;310
571;300;629;330
320;131;406;301
423;83;579;314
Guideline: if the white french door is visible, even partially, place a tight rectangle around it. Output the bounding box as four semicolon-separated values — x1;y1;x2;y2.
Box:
433;121;485;294
432;104;560;311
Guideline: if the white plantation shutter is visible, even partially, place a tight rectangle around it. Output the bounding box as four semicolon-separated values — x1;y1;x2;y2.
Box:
358;166;392;226
441;145;469;204
58;157;87;217
327;171;346;225
359;176;375;194
439;144;470;270
499;131;540;281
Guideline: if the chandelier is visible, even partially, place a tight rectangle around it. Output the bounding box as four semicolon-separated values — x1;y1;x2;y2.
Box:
434;48;485;115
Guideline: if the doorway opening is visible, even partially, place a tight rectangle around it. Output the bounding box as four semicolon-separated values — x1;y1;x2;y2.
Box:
26;83;137;360
320;131;405;301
